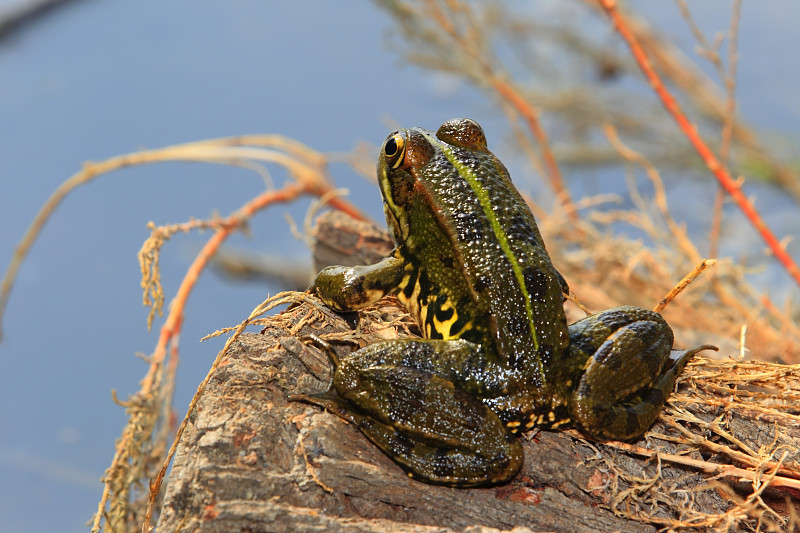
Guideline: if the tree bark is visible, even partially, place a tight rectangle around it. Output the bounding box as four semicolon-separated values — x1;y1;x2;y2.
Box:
156;211;800;533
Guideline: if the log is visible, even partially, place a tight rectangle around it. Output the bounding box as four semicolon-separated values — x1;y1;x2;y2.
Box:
156;211;800;532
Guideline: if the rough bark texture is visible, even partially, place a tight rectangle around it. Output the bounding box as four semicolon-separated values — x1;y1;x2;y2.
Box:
156;211;799;533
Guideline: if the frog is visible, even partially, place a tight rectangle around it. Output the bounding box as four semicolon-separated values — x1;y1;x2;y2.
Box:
293;118;715;487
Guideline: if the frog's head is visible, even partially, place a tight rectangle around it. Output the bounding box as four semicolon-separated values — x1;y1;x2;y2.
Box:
377;118;489;245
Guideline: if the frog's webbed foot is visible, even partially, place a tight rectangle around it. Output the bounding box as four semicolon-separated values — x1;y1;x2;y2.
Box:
567;306;717;441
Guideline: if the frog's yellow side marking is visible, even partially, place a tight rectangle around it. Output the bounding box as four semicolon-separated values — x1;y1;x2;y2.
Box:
427;133;543;376
398;263;472;341
419;299;430;333
398;273;424;326
431;299;460;339
522;410;571;431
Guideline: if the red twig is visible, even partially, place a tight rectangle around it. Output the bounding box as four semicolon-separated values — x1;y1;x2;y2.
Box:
140;181;363;531
159;184;302;345
597;0;800;289
143;183;363;395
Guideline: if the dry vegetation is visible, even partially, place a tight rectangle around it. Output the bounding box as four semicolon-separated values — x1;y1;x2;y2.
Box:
155;279;800;532
1;1;799;532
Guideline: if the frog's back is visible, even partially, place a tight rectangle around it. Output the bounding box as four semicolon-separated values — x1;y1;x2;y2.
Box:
418;133;569;377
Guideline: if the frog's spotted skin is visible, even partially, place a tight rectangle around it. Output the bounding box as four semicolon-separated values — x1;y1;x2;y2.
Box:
298;119;715;486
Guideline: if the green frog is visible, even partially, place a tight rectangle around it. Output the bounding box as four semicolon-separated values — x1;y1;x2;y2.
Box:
295;118;714;487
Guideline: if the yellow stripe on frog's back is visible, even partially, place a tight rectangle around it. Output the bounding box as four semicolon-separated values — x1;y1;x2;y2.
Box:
425;133;542;371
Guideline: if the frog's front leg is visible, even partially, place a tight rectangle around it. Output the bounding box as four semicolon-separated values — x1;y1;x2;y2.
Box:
567;306;715;441
296;339;523;487
312;254;405;311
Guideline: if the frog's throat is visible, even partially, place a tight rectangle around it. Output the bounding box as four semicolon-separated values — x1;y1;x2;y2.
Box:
378;160;410;243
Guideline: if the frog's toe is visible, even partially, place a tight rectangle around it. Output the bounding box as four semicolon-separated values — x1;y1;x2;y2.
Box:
668;344;718;370
300;334;342;367
289;391;351;416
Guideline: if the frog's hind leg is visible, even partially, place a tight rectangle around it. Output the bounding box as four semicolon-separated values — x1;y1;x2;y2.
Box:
306;384;522;487
297;339;524;487
566;306;715;441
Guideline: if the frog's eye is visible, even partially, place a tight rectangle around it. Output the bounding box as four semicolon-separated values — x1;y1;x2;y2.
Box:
383;134;406;169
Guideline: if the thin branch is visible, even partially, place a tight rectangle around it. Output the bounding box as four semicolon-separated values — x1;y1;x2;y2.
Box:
420;0;576;217
603;440;800;491
653;258;717;313
602;122;702;262
597;0;800;290
0;140;365;341
491;77;576;217
712;0;742;259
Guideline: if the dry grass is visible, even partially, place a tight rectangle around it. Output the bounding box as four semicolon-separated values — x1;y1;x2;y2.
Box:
575;351;800;532
539;186;800;363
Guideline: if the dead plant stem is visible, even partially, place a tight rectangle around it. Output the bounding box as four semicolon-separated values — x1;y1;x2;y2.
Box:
597;0;800;289
604;440;800;491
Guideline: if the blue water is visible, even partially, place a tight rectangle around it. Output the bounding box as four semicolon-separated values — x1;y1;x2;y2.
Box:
0;2;797;532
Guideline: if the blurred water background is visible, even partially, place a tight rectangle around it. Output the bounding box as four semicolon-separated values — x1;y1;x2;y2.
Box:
0;1;797;531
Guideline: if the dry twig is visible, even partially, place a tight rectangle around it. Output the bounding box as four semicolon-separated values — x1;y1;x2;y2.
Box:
0;137;365;533
597;0;800;290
